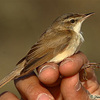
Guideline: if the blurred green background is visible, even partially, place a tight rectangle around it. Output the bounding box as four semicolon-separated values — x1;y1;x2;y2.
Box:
0;0;100;98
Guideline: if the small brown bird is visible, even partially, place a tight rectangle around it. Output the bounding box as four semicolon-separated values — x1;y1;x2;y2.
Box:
0;12;97;88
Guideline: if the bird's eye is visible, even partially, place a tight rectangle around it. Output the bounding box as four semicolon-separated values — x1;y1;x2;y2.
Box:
70;19;75;23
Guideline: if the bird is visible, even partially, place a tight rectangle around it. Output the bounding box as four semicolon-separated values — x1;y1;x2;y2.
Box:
0;12;95;88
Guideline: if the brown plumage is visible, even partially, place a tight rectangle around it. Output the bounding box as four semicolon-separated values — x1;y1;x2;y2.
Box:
0;12;94;88
19;30;73;76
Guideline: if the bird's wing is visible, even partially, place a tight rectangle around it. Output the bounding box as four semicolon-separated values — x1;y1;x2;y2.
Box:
20;30;74;75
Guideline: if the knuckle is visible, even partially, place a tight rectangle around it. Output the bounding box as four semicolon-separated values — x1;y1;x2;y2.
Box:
26;83;36;96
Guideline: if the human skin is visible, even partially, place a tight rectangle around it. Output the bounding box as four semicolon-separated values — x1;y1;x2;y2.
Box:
0;52;100;100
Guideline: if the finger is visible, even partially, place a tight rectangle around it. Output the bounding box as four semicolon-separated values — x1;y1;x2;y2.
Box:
61;73;90;100
37;63;60;85
0;91;19;100
59;51;88;76
37;63;62;99
15;74;54;100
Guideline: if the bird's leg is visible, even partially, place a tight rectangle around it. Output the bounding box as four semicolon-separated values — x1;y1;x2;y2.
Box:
80;62;100;80
82;67;88;80
80;63;100;99
82;62;100;69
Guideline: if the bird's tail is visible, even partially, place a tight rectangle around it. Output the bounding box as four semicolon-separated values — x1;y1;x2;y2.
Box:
0;60;26;88
0;70;18;88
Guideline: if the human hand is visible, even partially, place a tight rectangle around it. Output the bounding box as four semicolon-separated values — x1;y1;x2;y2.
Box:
0;52;100;100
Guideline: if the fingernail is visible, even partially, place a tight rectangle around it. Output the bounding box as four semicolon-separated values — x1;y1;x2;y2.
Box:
60;58;73;66
75;81;81;91
37;93;54;100
39;65;56;74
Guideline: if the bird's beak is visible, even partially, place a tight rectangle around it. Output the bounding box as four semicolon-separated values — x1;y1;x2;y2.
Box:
81;12;95;21
74;12;95;33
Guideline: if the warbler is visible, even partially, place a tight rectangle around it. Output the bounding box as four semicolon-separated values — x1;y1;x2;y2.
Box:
0;12;97;88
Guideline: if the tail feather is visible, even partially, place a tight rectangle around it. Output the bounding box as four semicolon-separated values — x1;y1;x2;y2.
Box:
0;60;26;88
0;71;18;88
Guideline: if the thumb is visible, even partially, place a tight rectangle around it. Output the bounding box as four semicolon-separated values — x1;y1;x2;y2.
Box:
61;73;90;100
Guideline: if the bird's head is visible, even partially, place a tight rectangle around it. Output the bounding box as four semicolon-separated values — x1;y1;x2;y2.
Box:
52;12;94;33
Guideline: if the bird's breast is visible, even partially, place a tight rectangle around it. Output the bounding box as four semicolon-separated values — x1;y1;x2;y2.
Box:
49;33;84;63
